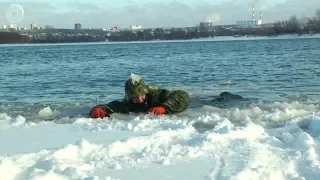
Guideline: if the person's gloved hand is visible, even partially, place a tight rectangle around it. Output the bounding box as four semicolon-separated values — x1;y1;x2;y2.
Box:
90;107;111;118
148;107;166;115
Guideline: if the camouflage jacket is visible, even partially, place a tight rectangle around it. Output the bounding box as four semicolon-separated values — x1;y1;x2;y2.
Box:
91;86;189;115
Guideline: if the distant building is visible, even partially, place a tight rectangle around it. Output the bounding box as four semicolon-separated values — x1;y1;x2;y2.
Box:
236;5;263;28
89;28;107;31
2;25;7;29
75;23;81;30
31;23;37;29
109;26;120;32
130;25;142;30
9;24;15;29
236;21;258;28
199;22;212;32
260;23;275;28
45;25;54;29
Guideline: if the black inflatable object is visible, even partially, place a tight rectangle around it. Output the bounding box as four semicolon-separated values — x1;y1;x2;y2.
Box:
214;91;244;102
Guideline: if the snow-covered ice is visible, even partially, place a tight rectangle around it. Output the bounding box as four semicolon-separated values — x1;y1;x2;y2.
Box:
1;34;320;48
1;100;320;180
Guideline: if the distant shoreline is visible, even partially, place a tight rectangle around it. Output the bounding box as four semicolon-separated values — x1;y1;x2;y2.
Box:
1;34;320;47
2;9;320;45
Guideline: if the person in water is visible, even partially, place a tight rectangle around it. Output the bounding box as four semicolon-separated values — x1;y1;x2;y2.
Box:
90;73;190;118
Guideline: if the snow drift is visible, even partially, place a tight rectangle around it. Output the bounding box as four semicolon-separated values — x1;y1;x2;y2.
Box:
0;100;320;180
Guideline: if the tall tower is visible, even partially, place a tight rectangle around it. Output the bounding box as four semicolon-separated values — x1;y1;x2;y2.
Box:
258;12;263;25
252;5;255;22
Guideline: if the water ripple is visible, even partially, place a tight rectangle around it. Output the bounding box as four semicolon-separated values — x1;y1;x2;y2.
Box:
0;38;320;106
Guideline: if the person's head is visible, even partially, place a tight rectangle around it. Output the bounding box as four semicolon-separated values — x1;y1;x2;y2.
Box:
124;73;148;103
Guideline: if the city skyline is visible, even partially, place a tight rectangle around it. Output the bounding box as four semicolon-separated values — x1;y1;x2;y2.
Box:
1;0;319;29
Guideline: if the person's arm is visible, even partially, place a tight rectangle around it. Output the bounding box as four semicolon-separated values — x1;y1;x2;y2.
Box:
90;100;131;118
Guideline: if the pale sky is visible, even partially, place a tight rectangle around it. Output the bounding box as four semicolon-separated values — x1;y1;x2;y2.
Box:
1;0;319;29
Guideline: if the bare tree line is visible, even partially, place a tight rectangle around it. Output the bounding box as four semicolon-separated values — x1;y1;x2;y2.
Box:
271;9;320;35
1;9;320;43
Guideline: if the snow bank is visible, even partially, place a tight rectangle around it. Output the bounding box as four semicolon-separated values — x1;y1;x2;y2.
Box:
37;106;60;118
0;100;320;180
1;118;319;180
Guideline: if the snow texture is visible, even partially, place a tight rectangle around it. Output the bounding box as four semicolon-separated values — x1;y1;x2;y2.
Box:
130;73;142;84
0;100;320;180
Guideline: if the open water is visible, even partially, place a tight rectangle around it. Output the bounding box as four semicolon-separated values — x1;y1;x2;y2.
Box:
0;37;320;123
